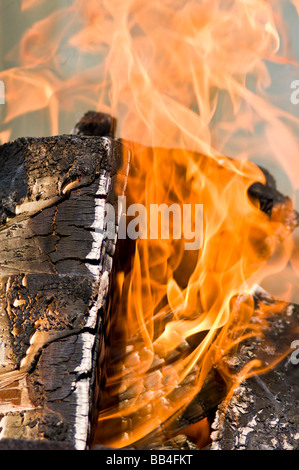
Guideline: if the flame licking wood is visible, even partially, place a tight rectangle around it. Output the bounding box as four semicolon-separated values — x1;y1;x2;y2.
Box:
93;142;297;448
1;0;299;448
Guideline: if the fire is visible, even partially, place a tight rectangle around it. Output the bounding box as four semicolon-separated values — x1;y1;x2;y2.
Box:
1;0;299;449
93;142;296;447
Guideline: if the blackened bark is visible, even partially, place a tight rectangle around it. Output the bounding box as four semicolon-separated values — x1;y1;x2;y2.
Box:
0;116;130;449
210;298;299;450
248;166;296;217
72;111;117;138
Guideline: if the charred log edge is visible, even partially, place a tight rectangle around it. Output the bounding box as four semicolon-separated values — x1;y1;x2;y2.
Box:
87;253;120;448
0;437;76;450
88;147;139;448
0;259;117;450
0;112;128;450
210;354;299;450
74;111;126;448
0;134;124;231
88;236;137;448
209;302;299;450
248;165;297;218
72;111;117;138
10;322;103;379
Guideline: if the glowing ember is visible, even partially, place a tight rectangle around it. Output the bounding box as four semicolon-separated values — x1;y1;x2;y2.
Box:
1;0;299;449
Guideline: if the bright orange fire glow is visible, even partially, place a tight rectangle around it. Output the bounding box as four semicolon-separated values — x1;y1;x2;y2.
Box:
1;0;299;449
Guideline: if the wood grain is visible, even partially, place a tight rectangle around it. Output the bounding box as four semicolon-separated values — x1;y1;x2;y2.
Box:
0;121;130;449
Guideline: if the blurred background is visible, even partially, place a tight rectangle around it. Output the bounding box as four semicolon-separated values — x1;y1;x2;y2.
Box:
1;0;299;301
1;1;299;198
0;0;92;138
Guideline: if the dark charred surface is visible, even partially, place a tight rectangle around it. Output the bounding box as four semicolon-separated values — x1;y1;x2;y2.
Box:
248;166;295;217
211;300;299;450
72;111;117;138
0;437;75;450
0;114;130;450
0;110;297;451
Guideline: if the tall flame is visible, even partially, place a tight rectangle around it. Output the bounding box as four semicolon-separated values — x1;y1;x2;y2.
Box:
1;0;299;448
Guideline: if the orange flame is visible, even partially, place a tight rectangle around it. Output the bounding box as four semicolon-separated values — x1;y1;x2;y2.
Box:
1;0;299;448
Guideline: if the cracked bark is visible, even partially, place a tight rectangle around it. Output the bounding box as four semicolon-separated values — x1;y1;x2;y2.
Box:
0;112;297;451
0;113;130;449
210;295;299;450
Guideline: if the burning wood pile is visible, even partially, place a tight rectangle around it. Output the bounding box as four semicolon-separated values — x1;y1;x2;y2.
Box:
0;0;299;453
0;111;298;451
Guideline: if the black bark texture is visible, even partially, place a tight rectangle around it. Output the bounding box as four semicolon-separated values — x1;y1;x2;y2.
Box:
0;114;130;449
210;297;299;450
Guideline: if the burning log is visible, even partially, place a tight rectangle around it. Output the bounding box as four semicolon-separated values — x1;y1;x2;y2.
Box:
99;153;298;451
0;0;298;455
0;113;129;449
126;289;299;450
92;142;299;450
0;109;297;451
71;111;117;138
248;166;294;217
128;367;227;449
210;292;299;451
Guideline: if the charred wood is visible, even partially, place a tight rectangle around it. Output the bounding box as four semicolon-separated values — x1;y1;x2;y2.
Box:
130;368;227;449
0;114;129;449
72;111;117;138
247;166;292;217
210;296;299;450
